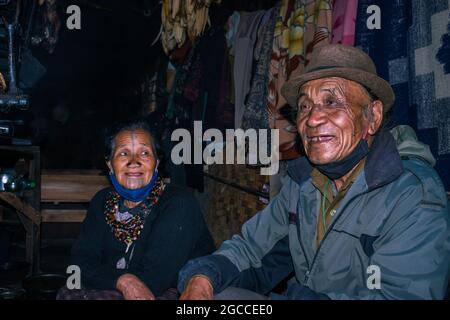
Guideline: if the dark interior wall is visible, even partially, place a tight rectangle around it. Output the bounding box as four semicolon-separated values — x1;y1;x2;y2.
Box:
2;0;281;169
27;0;163;169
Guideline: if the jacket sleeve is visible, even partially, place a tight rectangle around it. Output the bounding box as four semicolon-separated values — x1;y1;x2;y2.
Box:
178;176;294;295
326;182;450;300
71;190;126;290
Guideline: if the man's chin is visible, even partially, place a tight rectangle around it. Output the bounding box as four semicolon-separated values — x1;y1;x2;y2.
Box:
307;155;336;166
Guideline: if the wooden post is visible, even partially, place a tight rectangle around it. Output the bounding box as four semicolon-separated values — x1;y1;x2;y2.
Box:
0;145;41;275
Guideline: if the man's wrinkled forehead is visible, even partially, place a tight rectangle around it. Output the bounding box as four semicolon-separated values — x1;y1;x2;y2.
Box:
299;77;350;97
298;77;369;102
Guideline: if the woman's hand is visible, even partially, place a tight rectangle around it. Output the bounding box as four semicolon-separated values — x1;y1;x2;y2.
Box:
116;274;156;300
179;275;214;300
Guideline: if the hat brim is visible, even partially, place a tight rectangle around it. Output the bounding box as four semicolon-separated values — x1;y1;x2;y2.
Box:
281;67;395;113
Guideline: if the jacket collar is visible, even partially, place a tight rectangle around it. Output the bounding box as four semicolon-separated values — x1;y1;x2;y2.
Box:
287;129;404;190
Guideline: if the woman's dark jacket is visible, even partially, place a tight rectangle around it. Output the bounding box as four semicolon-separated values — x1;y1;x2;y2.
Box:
71;184;215;296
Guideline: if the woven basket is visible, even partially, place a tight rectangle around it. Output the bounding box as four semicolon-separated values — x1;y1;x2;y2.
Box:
201;163;269;247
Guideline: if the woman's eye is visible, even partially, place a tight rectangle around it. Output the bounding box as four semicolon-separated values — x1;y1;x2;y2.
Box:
119;152;127;156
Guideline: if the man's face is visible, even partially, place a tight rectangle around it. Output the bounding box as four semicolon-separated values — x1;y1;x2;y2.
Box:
296;77;371;165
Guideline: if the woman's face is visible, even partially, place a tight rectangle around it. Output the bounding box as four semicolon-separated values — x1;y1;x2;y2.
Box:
107;129;157;190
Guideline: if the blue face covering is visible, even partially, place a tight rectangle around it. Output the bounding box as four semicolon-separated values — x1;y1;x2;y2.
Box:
110;170;158;202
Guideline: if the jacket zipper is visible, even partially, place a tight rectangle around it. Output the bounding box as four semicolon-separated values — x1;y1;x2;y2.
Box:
293;187;312;269
301;189;368;284
296;213;311;269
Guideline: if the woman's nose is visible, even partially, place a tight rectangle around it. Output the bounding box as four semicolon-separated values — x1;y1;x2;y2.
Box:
127;154;141;166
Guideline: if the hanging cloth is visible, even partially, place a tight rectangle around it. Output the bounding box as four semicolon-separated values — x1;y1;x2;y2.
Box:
331;0;358;45
241;7;278;134
268;0;333;160
233;10;267;129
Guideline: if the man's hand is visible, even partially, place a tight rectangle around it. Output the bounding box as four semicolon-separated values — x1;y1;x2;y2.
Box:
179;275;214;300
116;274;156;300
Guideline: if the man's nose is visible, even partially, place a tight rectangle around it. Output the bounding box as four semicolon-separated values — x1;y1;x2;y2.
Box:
305;106;328;128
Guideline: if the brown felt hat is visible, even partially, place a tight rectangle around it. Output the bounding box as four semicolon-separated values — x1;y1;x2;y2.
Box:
281;44;395;112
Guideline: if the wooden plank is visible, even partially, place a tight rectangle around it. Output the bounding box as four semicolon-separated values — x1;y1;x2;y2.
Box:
0;192;40;225
41;170;110;203
41;169;105;175
41;209;87;223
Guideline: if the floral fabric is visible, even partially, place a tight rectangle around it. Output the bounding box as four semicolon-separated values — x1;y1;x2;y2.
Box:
268;0;333;160
331;0;358;45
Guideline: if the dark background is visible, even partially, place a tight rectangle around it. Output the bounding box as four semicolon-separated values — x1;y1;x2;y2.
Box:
3;0;278;170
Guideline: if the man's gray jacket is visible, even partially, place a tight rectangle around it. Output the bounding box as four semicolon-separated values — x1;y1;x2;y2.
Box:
178;126;450;299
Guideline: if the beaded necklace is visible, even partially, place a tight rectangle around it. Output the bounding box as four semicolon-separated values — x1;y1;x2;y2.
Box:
104;177;165;245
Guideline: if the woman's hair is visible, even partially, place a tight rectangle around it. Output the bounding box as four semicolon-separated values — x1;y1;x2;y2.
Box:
104;119;159;161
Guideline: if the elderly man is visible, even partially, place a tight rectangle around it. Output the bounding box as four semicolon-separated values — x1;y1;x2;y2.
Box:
178;44;450;300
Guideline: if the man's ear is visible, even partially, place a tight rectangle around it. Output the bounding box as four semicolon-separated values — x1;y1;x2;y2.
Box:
367;100;383;135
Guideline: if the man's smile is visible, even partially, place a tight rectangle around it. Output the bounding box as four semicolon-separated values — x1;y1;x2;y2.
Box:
306;134;335;143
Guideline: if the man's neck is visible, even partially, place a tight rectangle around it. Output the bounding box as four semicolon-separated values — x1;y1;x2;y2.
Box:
333;162;361;191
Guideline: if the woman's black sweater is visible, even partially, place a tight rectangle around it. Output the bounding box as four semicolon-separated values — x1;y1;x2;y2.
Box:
71;184;215;296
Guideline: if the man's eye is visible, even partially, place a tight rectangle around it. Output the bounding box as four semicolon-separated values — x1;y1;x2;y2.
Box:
325;98;337;106
298;103;310;111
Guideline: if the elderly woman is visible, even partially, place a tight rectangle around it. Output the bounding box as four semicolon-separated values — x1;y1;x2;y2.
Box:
58;119;215;300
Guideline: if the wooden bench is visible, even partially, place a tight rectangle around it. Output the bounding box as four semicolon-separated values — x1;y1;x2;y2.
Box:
41;170;110;223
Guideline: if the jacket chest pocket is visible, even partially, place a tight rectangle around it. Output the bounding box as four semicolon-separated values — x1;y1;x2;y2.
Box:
331;222;381;259
329;197;384;259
